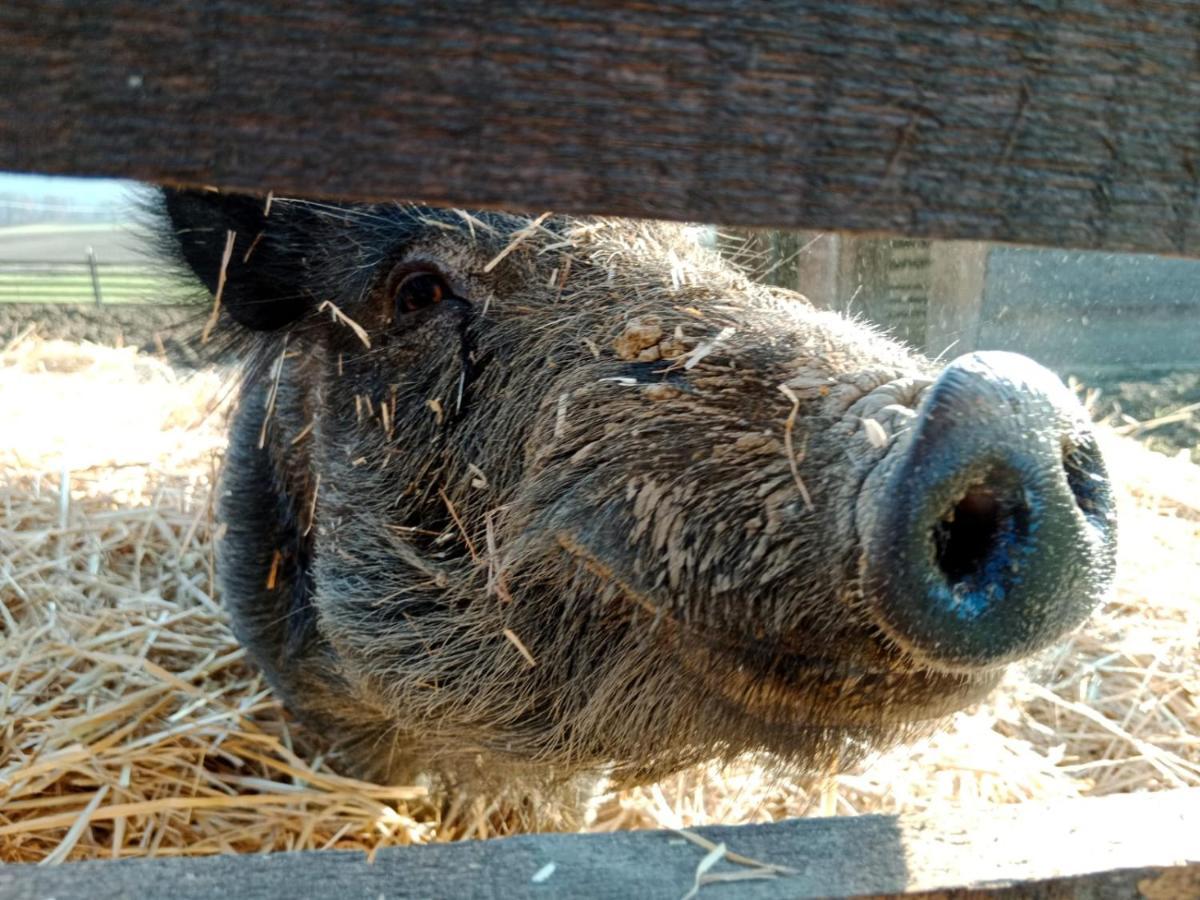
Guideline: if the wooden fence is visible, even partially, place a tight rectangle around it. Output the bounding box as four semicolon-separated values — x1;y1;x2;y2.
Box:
734;234;1200;377
5;1;1200;257
0;789;1197;899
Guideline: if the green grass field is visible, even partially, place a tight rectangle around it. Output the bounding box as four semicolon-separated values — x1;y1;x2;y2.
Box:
0;222;194;306
0;267;193;305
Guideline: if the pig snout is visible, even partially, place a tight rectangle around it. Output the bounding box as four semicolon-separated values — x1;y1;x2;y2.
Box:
860;351;1117;671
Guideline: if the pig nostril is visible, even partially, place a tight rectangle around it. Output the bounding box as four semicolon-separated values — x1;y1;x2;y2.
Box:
933;488;1000;584
1061;438;1105;520
931;478;1027;588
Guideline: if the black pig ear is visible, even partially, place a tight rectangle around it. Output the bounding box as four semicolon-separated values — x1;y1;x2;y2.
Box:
161;188;315;331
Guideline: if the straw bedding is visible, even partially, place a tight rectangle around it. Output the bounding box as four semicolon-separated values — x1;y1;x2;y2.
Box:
1;334;1197;863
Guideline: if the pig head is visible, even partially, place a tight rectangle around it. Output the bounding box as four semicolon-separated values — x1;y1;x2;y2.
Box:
161;190;1117;800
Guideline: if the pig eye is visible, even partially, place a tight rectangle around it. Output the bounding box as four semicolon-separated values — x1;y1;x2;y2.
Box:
394;271;449;313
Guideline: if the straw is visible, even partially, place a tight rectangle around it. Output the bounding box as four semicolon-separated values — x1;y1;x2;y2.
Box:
1;331;1196;864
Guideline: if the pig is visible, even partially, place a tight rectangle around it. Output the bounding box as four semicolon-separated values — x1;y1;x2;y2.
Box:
158;188;1117;826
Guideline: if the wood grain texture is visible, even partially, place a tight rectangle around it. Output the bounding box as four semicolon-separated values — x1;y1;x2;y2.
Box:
0;788;1197;899
2;2;1200;254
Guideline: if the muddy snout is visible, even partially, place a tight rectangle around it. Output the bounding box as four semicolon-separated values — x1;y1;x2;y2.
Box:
861;351;1117;671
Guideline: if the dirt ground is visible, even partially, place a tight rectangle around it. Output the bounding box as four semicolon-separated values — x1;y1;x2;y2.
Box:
0;303;207;368
1076;370;1200;464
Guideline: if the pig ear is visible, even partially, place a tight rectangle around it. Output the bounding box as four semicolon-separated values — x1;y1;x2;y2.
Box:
161;188;314;331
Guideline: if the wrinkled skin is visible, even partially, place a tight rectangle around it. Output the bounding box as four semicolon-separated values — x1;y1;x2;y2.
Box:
160;190;1117;824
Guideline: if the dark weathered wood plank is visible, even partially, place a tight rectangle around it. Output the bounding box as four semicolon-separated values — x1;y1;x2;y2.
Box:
3;2;1200;254
0;788;1197;899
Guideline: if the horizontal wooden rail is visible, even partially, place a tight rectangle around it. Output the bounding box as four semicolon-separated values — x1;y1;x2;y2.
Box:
3;2;1200;255
0;789;1197;899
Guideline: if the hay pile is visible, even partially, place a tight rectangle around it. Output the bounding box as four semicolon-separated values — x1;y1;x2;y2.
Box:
2;334;1197;863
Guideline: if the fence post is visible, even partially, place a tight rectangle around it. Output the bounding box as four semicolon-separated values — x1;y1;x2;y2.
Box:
86;246;103;305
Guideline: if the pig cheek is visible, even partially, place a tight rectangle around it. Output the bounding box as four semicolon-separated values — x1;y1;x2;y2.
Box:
326;320;465;442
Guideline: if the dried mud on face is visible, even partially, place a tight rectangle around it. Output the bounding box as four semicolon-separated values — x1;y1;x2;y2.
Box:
1;330;1197;862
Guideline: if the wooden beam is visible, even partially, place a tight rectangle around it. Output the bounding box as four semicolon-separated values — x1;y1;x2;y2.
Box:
3;2;1200;255
0;788;1197;899
926;241;988;357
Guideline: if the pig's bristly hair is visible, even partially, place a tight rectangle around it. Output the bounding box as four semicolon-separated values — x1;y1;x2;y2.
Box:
147;189;559;382
155;187;991;816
